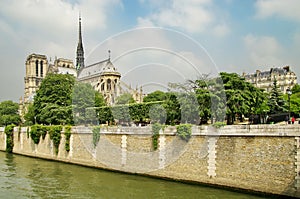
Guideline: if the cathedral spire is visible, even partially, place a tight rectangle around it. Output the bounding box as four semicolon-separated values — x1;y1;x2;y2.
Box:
76;14;84;70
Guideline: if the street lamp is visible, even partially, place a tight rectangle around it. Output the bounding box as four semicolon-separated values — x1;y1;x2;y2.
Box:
287;87;292;121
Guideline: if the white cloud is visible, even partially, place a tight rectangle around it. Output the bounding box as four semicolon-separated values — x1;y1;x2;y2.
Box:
212;23;230;37
0;0;122;101
255;0;300;22
137;0;214;33
243;34;283;67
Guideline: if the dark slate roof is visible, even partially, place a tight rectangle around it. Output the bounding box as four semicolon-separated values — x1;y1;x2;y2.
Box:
77;59;110;80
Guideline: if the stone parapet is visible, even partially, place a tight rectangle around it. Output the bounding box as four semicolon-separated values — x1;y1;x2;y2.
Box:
0;124;299;197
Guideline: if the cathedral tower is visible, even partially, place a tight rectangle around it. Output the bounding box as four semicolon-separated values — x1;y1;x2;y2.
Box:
24;53;48;103
76;15;84;70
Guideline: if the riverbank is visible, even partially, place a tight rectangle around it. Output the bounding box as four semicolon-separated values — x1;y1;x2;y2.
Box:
0;124;299;198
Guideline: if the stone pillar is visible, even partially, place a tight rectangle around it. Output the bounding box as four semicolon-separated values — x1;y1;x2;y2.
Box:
207;137;217;177
295;137;300;189
158;129;165;169
69;133;73;158
121;135;127;166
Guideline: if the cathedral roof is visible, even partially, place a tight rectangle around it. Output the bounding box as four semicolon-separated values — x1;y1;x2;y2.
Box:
77;59;120;80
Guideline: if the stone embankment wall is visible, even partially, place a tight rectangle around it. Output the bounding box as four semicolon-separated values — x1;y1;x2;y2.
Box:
0;125;300;197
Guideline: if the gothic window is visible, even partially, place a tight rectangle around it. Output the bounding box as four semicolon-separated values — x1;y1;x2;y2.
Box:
35;60;39;77
101;83;104;91
40;60;43;77
107;79;111;91
114;79;117;92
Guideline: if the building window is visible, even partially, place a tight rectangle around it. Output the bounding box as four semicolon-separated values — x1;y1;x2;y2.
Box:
107;79;111;91
35;60;39;77
40;60;43;77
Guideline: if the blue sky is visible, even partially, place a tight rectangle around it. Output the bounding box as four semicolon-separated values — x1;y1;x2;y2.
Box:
0;0;299;101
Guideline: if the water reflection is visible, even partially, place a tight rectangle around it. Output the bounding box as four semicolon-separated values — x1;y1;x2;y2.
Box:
0;152;268;199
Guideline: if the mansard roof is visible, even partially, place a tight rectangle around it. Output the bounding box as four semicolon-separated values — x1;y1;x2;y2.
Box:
244;66;294;78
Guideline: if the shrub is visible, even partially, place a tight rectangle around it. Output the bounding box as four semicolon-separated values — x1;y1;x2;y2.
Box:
29;124;48;144
212;121;226;129
64;126;72;152
49;125;62;154
5;124;15;153
176;124;192;141
151;123;165;150
92;126;101;148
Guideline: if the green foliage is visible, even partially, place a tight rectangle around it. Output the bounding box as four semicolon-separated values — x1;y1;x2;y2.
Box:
172;77;226;125
176;124;192;141
176;92;199;124
292;84;300;94
49;125;62;154
33;74;75;125
212;121;226;128
64;126;72;152
29;124;48;144
97;106;114;124
115;93;135;104
4;124;15;153
92;126;101;148
0;101;20;126
111;104;131;124
151;123;164;150
267;79;287;114
163;93;181;125
24;103;35;126
284;92;300;114
72;82;105;125
143;90;167;102
220;72;267;124
96;101;163;125
149;104;166;124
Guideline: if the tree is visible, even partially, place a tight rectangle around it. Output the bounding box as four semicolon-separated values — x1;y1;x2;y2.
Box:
143;90;167;102
33;74;75;125
220;72;267;124
290;93;300;114
283;86;300;114
115;93;135;104
72;82;106;125
163;92;181;125
149;104;166;124
267;79;287;114
0;100;20;126
292;84;300;94
169;76;226;124
24;103;35;125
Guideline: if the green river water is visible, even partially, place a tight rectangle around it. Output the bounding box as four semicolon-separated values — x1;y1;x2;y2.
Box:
0;152;272;199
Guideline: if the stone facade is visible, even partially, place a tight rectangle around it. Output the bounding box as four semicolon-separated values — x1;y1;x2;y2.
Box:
243;66;297;93
1;125;300;197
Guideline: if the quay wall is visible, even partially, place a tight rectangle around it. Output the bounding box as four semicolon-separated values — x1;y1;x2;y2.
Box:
0;124;300;197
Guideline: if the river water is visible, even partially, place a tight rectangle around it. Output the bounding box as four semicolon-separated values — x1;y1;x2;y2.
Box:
0;152;270;199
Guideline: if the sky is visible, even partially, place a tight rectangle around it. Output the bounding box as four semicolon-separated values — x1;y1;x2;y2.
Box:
0;0;300;102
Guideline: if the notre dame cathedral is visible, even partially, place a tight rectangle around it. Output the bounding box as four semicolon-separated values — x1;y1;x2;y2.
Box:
19;16;143;116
